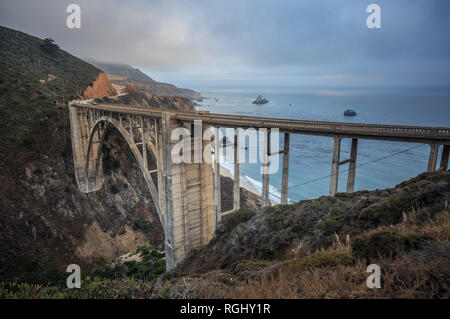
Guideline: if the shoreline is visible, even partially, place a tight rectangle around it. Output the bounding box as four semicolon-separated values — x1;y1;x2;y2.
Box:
219;164;279;206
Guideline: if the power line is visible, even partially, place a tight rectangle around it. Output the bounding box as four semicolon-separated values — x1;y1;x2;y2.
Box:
267;143;426;200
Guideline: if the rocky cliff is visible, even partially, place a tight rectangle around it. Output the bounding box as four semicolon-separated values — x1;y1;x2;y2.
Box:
107;84;195;111
89;61;202;101
83;72;117;99
0;26;163;282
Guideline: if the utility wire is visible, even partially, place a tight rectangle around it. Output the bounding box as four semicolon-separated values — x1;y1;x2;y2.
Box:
266;143;426;201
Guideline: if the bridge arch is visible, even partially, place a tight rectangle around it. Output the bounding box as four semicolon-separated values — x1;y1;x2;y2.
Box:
69;104;219;269
85;116;163;225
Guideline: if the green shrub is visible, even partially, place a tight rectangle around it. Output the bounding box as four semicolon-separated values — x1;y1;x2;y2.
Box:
369;191;417;226
110;183;120;194
352;230;432;260
133;220;149;231
41;268;68;286
23;259;39;272
231;260;272;275
90;245;165;281
19;127;33;146
0;277;157;299
285;249;354;273
103;152;121;173
219;208;255;234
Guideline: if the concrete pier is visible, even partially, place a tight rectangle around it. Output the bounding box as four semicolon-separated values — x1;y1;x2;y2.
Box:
329;136;341;196
160;115;215;269
262;129;271;208
233;129;240;211
427;144;439;173
346;138;358;193
440;145;449;171
281;133;290;205
213;127;222;226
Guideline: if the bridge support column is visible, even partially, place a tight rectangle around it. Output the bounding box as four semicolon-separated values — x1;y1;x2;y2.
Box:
160;114;176;270
281;133;290;205
262;129;271;207
141;117;148;170
427;144;439;173
129;116;134;144
329;136;341;196
346;138;358;193
69;104;106;193
214;127;222;226
69;105;88;191
439;145;449;171
160;114;216;270
155;119;165;220
233;129;240;211
200;125;215;246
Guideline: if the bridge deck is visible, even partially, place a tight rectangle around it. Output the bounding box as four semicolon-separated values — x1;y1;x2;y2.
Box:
72;103;450;144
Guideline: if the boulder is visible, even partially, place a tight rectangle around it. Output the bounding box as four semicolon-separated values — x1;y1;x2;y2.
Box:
344;109;357;117
252;95;269;105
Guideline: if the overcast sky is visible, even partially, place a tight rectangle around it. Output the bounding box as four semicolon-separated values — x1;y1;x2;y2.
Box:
1;0;450;90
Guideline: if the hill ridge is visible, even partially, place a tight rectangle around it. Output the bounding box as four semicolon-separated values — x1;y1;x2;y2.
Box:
88;60;201;101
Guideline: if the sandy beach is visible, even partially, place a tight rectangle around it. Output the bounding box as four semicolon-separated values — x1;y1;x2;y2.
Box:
219;165;278;206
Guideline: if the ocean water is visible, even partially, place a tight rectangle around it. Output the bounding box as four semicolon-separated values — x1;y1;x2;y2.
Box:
195;88;450;202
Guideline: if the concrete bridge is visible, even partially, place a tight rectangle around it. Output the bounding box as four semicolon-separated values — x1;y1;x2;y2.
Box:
68;102;450;269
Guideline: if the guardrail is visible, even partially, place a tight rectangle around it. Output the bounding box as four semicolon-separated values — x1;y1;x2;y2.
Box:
71;103;450;142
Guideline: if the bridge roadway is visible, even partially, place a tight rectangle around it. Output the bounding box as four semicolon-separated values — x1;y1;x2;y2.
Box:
73;103;450;145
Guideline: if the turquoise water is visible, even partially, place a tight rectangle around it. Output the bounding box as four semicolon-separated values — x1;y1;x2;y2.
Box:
195;88;450;202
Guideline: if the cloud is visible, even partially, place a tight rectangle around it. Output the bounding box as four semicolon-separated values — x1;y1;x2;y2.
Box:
1;0;449;87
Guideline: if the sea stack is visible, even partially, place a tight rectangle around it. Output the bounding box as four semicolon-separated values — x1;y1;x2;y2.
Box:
344;109;357;117
252;95;269;104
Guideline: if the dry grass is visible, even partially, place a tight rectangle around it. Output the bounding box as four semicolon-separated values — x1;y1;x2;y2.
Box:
193;255;449;299
190;208;450;299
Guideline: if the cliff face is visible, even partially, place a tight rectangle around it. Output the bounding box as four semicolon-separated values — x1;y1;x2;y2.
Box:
0;126;165;281
131;81;202;101
0;26;164;282
121;84;194;111
101;84;195;111
83;72;117;99
89;61;201;100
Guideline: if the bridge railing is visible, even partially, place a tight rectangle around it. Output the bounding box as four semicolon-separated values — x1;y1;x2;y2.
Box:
72;103;450;140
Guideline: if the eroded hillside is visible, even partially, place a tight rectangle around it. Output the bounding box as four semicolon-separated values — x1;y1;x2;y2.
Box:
89;61;202;100
0;26;163;282
0;26;257;284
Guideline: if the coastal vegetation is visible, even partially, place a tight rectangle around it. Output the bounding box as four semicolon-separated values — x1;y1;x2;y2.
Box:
1;171;449;298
